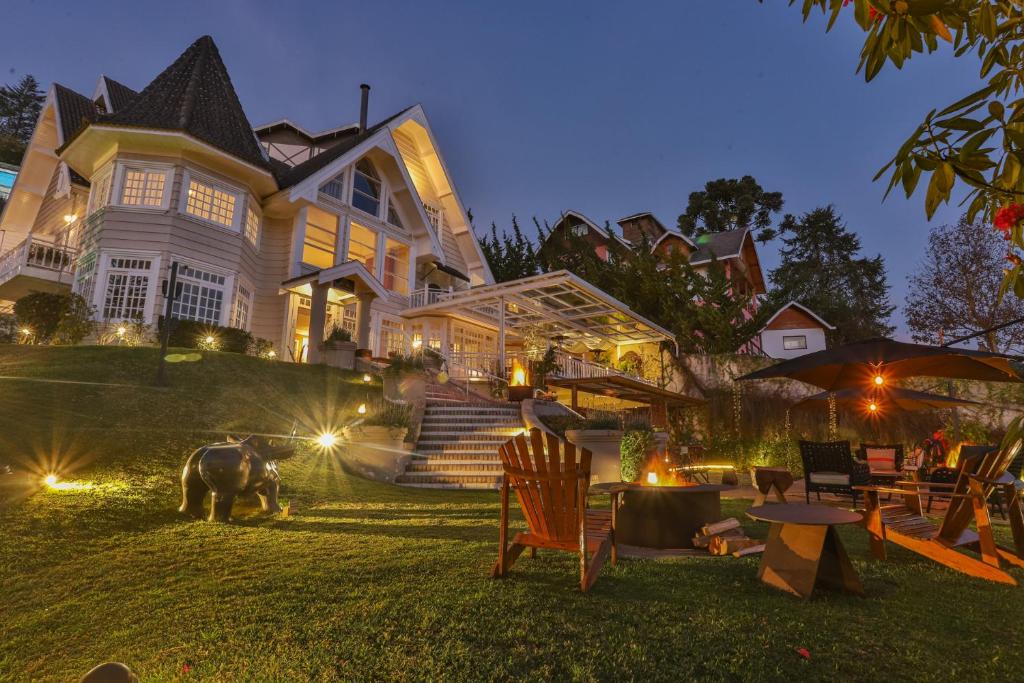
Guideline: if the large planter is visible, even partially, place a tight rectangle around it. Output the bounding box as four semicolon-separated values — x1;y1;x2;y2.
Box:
322;340;356;370
343;425;410;483
565;429;624;484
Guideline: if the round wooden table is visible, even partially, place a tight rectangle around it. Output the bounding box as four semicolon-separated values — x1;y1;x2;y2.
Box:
746;503;865;599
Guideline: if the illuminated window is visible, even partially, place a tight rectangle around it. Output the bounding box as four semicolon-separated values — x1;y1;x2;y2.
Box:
185;178;236;228
382;238;409;295
232;283;251;330
120;168;166;206
102;257;153;321
352;159;381;216
783;335;807;350
380;318;405;356
319;171;345;201
347;222;376;272
172;264;227;325
244;205;260;248
302;206;338;269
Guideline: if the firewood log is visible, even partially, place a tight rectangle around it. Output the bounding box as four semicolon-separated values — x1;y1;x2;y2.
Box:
732;543;766;557
708;535;760;556
692;527;745;548
700;518;741;537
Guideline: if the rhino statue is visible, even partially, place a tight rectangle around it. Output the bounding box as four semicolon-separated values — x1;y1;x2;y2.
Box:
179;434;295;523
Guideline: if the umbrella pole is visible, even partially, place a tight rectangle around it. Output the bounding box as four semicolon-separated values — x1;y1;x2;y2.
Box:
947;380;961;442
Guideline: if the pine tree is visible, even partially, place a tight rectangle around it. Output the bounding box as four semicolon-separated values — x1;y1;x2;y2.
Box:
677;176;784;241
768;206;895;343
0;74;45;165
476;216;541;282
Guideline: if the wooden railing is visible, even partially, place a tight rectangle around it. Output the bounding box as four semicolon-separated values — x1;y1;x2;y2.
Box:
0;235;78;288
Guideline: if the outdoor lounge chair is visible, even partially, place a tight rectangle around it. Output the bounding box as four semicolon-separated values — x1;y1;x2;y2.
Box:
800;440;870;506
491;428;615;592
857;433;1024;585
856;443;904;484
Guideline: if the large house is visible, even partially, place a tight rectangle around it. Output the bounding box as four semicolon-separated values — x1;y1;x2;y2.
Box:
0;35;698;421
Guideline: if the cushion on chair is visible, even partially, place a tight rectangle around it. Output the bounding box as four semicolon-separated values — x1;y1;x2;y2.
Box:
864;447;897;474
902;449;924;471
808;471;851;486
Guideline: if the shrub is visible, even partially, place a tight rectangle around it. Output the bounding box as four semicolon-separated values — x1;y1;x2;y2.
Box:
581;410;622;431
156;317;253;354
326;325;352;343
620;428;653;482
383;353;425;377
363;402;412;429
0;312;16;343
13;292;93;344
539;414;582;437
248;337;277;359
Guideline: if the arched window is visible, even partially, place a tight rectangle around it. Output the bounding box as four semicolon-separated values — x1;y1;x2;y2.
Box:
319;171;346;200
352;159;382;216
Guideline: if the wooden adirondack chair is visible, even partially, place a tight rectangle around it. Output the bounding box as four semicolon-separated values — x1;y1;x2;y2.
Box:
491;428;615;592
857;430;1024;585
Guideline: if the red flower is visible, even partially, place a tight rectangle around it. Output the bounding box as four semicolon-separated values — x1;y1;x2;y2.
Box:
994;204;1024;233
796;647;811;660
868;7;883;22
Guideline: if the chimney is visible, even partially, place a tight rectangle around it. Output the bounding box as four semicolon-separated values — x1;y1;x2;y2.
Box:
359;84;370;133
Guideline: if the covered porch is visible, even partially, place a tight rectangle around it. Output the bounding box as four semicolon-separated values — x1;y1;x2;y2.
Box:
280;260;390;364
403;270;699;421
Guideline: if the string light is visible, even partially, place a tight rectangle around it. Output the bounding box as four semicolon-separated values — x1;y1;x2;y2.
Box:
873;374;884;386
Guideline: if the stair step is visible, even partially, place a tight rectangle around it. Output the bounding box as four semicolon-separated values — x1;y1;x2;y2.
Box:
411;452;502;461
394;481;500;490
395;472;502;488
418;430;522;439
404;463;504;473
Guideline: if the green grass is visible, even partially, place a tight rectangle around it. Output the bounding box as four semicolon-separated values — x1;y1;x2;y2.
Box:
1;345;1022;682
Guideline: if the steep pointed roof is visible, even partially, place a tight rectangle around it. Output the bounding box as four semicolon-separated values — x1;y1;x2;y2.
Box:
101;35;269;170
53;83;97;142
101;76;138;112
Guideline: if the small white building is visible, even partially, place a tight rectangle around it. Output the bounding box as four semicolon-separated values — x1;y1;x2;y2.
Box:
759;301;833;359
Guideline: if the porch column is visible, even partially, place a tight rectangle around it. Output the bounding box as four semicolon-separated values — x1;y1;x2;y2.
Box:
356;291;376;351
497;295;506;377
306;282;330;365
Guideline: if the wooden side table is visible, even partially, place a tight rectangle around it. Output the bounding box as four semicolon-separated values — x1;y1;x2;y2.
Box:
746;503;864;599
750;466;794;506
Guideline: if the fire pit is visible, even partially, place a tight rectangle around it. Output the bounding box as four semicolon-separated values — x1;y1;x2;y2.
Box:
615;483;734;549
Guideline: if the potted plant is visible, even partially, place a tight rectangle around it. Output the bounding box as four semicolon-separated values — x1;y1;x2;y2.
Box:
565;413;624;484
382;353;426;401
322;325;356;369
344;403;412;483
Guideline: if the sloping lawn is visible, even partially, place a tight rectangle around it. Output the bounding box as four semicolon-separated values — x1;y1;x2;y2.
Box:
1;346;1022;682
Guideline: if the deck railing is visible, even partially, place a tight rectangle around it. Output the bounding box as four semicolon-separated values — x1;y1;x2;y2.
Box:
440;348;656;388
0;235;78;288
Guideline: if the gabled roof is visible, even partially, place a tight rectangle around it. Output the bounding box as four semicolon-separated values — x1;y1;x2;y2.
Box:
273;106;414;190
254;118;360;144
53;84;97;143
688;227;749;264
95;35;269;171
101;76;138;112
549;210;632;249
651;230;697;252
759;301;835;332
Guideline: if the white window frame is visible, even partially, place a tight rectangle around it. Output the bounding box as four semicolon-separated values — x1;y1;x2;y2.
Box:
94;250;162;323
318;170;347;203
231;279;253;331
112;161;173;210
168;256;235;327
782;334;808;351
381;235;411;296
244;201;261;249
179;169;242;232
351;158;384;220
87;164;114;216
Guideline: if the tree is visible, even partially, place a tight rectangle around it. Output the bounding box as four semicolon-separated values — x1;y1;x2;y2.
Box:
0;75;44;165
677;176;784;241
768;206;895;343
905;215;1024;353
778;1;1024;298
13;291;93;344
476;216;542;283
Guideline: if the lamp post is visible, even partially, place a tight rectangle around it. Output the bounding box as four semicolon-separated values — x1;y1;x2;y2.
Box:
155;262;180;387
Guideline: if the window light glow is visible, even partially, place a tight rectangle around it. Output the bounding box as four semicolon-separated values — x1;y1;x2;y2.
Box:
63;213;78;224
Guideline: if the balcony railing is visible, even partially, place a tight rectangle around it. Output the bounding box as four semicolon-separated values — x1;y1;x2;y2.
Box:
408;286;454;309
0;235;78;289
440;348;657;388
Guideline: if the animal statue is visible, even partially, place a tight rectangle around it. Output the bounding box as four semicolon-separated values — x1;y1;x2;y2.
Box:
179;434;295;522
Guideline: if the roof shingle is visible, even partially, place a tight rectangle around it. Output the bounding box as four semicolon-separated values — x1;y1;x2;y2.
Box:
101;76;138;112
689;228;748;263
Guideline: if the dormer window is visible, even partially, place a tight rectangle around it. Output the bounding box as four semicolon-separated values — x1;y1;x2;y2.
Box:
352;159;381;217
570;223;588;237
319;171;345;201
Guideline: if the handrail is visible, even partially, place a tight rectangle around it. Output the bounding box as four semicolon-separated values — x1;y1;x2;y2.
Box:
0;234;79;285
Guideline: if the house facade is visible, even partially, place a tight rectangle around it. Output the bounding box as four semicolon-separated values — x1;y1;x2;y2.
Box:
758;301;833;359
0;35;698;418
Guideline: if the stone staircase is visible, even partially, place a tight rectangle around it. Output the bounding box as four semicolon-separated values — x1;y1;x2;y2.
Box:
395;398;523;490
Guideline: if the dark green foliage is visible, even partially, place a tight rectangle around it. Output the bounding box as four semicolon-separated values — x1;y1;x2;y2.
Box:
906;215;1024;353
326;325;352;343
767;206;895;343
362;401;412;429
382;353;425;377
677;176;784;241
620;426;653;482
13;291;93;344
476;216;542;282
529;346;559;387
0;75;44;164
0;311;17;343
156;316;253;353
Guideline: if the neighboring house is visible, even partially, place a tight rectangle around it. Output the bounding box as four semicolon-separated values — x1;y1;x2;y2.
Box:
540;210;631;263
0;35;698;419
0;162;16;201
758;301;833;359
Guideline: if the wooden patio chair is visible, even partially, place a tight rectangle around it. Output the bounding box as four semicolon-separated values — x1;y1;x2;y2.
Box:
491;428;616;592
858;433;1024;585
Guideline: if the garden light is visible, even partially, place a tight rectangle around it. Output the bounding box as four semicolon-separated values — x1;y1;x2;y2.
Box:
266;350;276;358
20;328;31;336
357;403;367;415
316;432;338;449
44;474;58;488
363;373;372;383
205;336;215;344
117;326;127;337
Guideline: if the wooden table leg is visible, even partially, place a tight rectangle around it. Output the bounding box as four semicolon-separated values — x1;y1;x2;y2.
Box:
815;526;864;596
771;483;789;503
758;522;827;599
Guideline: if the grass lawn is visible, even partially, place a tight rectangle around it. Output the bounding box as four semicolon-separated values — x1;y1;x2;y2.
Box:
1;345;1022;682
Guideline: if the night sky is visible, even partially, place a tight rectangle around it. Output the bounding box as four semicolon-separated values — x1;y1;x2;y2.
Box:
3;1;984;335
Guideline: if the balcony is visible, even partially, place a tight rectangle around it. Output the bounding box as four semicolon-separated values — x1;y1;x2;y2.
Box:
0;235;77;302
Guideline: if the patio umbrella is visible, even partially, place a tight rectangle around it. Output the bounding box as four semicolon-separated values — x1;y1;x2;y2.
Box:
737;338;1021;391
794;386;984;412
